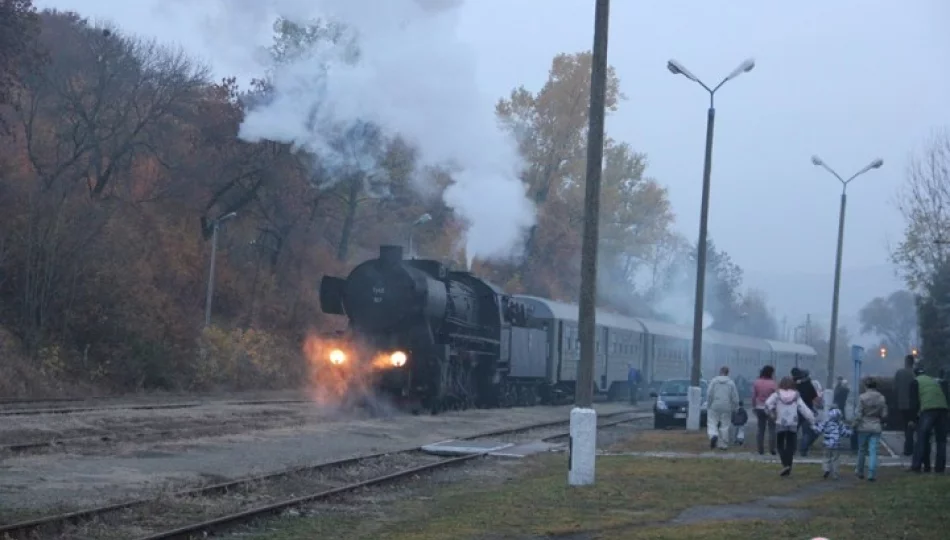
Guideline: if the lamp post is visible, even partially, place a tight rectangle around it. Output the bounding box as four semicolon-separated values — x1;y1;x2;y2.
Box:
667;57;755;431
569;0;610;487
811;155;883;394
204;211;238;328
408;213;432;258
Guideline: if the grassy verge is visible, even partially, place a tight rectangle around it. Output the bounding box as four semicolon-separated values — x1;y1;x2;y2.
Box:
607;430;714;453
624;468;949;540
253;453;826;540
608;429;890;455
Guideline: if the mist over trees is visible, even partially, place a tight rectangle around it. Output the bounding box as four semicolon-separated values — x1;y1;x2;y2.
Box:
893;129;950;374
858;290;918;359
0;6;780;396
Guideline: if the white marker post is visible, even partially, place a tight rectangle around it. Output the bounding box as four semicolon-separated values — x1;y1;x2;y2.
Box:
686;386;702;431
569;407;598;485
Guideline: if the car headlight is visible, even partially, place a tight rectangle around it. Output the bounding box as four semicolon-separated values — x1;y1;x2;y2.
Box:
656;399;668;411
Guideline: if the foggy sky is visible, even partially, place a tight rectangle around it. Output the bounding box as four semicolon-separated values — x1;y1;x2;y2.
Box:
35;0;950;338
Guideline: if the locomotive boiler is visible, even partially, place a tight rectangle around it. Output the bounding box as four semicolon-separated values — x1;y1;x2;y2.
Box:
319;245;533;413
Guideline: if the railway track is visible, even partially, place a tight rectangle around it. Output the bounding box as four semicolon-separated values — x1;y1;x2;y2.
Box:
0;409;649;539
0;398;314;417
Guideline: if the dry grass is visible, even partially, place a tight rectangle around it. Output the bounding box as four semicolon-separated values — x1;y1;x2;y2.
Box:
607;428;891;455
612;468;950;540
606;430;716;453
255;453;827;540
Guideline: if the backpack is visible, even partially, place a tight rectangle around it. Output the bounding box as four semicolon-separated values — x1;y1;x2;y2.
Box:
812;380;824;408
772;391;803;427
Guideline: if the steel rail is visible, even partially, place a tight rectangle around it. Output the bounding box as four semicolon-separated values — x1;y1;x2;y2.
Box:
0;409;646;539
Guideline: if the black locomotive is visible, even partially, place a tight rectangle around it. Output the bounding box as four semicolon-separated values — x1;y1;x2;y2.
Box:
319;245;536;413
318;245;820;415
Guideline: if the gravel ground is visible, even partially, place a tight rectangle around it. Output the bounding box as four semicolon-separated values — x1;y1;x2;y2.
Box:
45;418;650;539
0;403;639;516
0;389;308;411
223;419;650;539
0;400;348;458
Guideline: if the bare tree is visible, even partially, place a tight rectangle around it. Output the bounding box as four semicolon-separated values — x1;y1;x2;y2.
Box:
893;128;950;291
5;13;207;352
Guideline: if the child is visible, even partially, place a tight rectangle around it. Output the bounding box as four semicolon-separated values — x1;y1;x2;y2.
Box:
731;401;749;446
814;407;852;479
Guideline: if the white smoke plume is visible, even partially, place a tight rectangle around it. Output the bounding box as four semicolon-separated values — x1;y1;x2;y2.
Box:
42;0;535;263
183;0;535;263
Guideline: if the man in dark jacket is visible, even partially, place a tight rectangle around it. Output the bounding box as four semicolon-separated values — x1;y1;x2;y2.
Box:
909;365;949;473
627;363;641;405
833;376;850;413
895;355;918;456
792;367;819;456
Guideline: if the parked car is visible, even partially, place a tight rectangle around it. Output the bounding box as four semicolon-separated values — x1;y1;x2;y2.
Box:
650;378;708;429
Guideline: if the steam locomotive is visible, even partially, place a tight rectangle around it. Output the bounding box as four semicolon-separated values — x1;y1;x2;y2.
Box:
319;245;819;414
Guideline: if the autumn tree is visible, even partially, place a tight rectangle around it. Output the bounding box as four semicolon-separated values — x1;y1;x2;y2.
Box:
0;0;44;111
734;289;780;340
858;290;918;358
1;12;208;356
892;129;950;291
494;51;674;301
916;261;950;374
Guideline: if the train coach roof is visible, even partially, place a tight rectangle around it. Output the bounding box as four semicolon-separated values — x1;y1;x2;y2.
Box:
631;317;694;341
514;295;646;333
704;329;772;352
765;340;818;356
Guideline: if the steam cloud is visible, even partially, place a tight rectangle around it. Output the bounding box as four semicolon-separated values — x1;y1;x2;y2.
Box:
43;0;535;261
185;0;536;263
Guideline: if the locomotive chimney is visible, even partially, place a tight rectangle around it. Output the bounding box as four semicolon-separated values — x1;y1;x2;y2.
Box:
379;245;403;266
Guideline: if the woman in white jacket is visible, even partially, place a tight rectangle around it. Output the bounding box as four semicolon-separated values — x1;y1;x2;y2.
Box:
766;376;816;476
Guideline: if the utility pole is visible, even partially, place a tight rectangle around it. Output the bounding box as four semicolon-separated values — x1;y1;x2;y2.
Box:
805;314;811;345
666;56;755;431
811;155;883;391
570;0;610;488
204;212;238;328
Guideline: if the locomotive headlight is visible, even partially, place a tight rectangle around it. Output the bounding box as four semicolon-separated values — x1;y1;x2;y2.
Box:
390;351;407;367
329;349;346;365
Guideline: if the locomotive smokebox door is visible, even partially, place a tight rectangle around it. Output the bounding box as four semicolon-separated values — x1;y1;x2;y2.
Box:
379;245;404;266
319;276;346;315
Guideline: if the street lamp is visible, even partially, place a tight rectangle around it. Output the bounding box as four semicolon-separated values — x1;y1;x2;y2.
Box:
667;57;755;431
812;155;883;392
204;211;238;328
408;213;432;258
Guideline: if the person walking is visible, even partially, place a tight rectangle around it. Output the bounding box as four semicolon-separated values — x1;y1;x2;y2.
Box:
814;407;852;479
765;376;815;477
791;367;820;457
909;365;949;474
752;365;778;455
895;354;917;457
627;363;641;405
854;377;888;482
706;366;740;450
833;376;850;413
